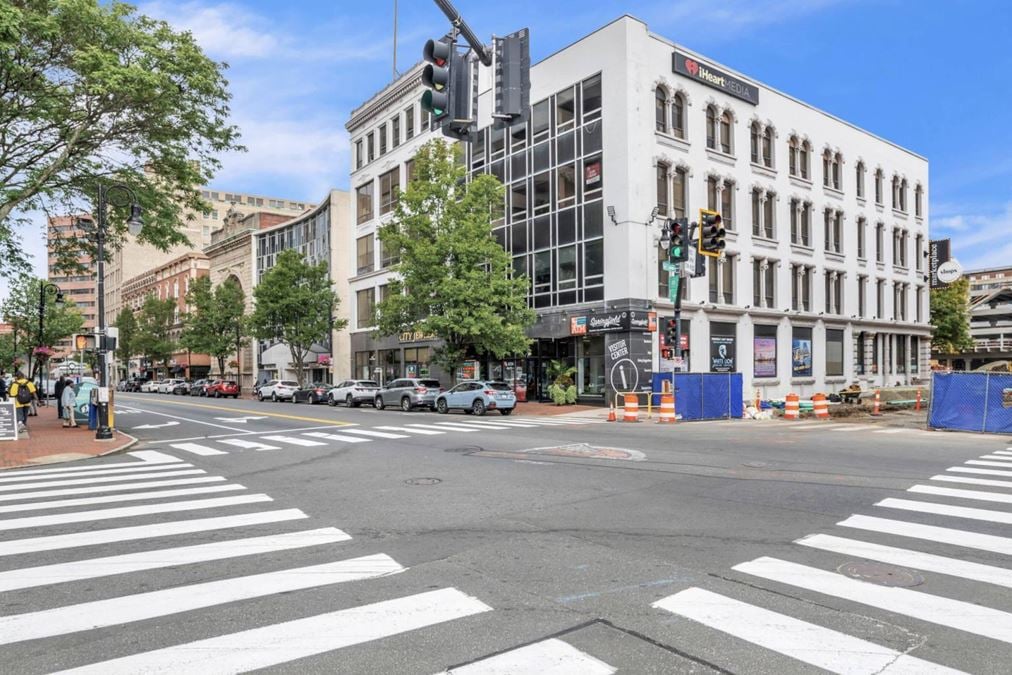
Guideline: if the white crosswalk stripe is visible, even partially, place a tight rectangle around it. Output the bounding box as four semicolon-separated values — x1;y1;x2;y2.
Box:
436;421;513;430
336;428;408;439
948;465;1012;478
442;637;616;674
425;423;480;432
170;442;228;456
261;435;327;447
218;438;281;451
733;556;1012;644
872;428;908;434
0;475;225;503
407;423;475;433
654;587;963;675
838;514;1012;555
0;455;181;478
375;425;445;435
908;484;1012;504
931;474;1012;489
0;468;205;493
977;455;1012;462
0;483;245;514
829;424;875;431
877;497;1012;524
57;588;491;674
303;431;373;443
0;462;193;485
966;460;1012;469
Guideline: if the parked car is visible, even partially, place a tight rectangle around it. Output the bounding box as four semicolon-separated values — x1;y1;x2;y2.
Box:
374;378;443;412
293;382;329;404
188;379;209;396
206;380;240;398
171;380;191;395
257;380;299;402
327;380;380;407
158;378;185;394
435;380;517;416
140;379;163;393
125;377;149;392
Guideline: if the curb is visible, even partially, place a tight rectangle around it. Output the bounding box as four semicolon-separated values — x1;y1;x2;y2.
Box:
1;431;140;471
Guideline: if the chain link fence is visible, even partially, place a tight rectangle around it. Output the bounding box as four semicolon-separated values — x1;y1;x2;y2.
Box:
928;372;1012;434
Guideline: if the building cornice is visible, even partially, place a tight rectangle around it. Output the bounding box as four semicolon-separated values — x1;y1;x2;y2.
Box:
346;65;424;133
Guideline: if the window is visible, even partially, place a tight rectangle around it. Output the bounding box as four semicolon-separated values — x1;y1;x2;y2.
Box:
707;176;719;213
510;182;527;222
791;264;811;311
655;87;667;132
823;150;831;187
891;175;900;209
824;209;842;254
762;127;773;168
356;234;374;274
379;237;399;268
378;168;400;215
875;169;883;204
672;168;687;217
856;161;865;198
706;106;717;150
583;155;603;198
915;235;923;272
857;217;867;259
532;171;550;215
876;279;885;318
826;329;844;377
752;190;774;239
355;140;363;170
404;106;415;140
833;153;842;189
558;245;577;291
824;271;843;314
378;123;387;155
915;184;923;217
750;122;760;163
719;111;733;154
671;94;685;139
656;164;670;216
710;322;737;373
367;133;375;162
858;276;867;317
799;141;810;179
916;286;924;322
405;158;416;185
532;99;550;143
792;326;813;377
584;238;604;286
391;116;400;148
788;136;798;176
557;164;576;209
557;86;575;132
582;74;601;121
751;189;761;235
892;228;901;266
356;288;375;328
709;255;735;304
875;222;884;263
752;259;776;308
533;250;551;294
720;180;735;230
356;181;374;224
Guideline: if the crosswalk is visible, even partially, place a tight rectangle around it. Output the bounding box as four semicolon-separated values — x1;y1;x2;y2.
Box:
784;421;928;435
0;449;496;672
164;415;606;457
650;444;1012;673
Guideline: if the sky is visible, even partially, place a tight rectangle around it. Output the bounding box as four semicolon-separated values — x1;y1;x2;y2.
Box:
9;0;1012;296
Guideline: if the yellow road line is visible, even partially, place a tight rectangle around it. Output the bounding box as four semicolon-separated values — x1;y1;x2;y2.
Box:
117;394;352;426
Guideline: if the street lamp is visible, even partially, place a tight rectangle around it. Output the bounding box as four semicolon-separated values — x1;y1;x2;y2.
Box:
93;182;143;440
35;281;64;392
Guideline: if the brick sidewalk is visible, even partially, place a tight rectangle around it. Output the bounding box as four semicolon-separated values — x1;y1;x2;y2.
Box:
0;405;136;470
512;402;602;417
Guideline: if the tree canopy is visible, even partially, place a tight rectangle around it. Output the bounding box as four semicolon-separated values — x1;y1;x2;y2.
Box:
133;293;175;376
1;276;84;378
249;250;344;386
0;0;243;278
931;278;975;354
375;140;534;380
113;306;138;374
182;276;247;377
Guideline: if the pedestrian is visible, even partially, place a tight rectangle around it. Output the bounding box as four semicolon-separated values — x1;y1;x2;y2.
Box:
0;373;7;402
61;379;78;428
9;372;36;433
54;376;67;420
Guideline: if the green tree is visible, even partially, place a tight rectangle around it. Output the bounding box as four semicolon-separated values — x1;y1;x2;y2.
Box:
0;0;244;278
1;277;84;378
376;140;534;381
931;277;975;353
113;307;138;376
249;250;343;387
134;294;176;377
182;277;248;377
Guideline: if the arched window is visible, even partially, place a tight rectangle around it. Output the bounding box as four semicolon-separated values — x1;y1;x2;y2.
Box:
915;183;923;217
891;175;900;208
762;127;773;168
788;136;799;176
822;149;832;187
671;93;685;139
875;169;884;204
656;162;669;215
706;106;717;149
655;86;667;133
900;178;908;211
799;141;811;180
719;111;733;154
855;161;865;198
750;122;761;163
833;152;842;189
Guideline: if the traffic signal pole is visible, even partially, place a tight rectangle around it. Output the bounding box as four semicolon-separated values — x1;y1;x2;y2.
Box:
432;0;492;65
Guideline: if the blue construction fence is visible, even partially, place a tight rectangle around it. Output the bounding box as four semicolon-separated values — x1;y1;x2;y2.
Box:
651;373;743;421
928;372;1012;434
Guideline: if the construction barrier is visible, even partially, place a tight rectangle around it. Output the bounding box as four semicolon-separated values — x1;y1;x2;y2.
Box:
812;393;829;419
607;404;617;422
622;393;640;423
784;393;800;420
929;372;1012;434
871;390;882;416
657;393;676;423
651;373;743;421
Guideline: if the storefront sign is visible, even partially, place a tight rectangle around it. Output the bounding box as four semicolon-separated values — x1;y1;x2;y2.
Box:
628;311;656;332
929;239;951;289
584;161;601;186
587;312;626;334
570;316;588;336
936;260;963;285
0;402;17;441
586;310;656;335
792;338;813;377
456;360;480;381
672;51;759;105
605;333;653;394
399;331;436;343
753;337;777;378
710;336;736;373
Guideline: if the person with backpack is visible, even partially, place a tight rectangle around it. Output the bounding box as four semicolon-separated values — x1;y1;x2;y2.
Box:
10;372;36;432
0;373;7;402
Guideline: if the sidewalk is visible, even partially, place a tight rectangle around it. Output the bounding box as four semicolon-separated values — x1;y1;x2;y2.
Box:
513;402;603;417
0;405;136;471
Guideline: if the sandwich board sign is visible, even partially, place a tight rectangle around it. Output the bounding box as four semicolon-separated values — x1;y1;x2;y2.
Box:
0;402;18;441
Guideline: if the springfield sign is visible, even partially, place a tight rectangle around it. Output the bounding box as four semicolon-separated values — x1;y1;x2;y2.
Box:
672;51;759;105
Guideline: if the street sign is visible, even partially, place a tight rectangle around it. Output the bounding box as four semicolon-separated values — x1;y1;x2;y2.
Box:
936;259;963;285
662;261;676;272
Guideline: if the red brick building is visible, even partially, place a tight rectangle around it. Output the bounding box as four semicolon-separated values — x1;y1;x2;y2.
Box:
47;215;97;358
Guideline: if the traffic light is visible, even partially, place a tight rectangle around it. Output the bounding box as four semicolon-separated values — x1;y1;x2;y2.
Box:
669;218;689;262
73;334;96;351
421;37;472;140
665;318;678;346
698;209;726;258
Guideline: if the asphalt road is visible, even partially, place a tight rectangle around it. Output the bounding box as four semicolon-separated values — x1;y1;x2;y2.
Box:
2;392;1009;673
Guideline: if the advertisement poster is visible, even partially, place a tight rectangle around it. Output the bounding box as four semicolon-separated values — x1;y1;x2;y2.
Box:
753;337;777;377
792;339;813;376
710;336;735;373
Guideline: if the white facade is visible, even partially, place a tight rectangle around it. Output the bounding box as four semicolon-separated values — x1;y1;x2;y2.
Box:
346;15;931;401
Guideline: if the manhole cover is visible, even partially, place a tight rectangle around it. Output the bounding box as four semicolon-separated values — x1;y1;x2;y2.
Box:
445;446;482;454
838;561;924;587
404;477;442;486
520;443;646;461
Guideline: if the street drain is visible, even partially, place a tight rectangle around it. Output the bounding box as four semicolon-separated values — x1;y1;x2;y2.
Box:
404;477;442;486
445;446;482;454
838;561;924;587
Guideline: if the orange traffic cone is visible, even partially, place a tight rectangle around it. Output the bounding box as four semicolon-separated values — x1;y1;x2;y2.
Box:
607;404;617;422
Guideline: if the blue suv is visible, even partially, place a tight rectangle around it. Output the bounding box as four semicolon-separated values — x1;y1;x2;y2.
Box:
435;381;516;416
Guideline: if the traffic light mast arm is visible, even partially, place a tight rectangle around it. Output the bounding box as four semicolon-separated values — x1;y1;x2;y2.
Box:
433;0;492;66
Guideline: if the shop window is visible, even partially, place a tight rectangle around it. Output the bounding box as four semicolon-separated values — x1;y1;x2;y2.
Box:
710;321;737;373
753;324;777;378
577;335;605;396
378;349;400;383
355;351;374;379
404;347;432;378
826;329;844;377
792;326;813;377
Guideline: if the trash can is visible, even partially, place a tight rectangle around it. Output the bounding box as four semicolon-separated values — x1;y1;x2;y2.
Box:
88;403;97;430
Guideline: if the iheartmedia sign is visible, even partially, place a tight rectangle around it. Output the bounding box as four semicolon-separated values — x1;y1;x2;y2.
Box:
672;51;759;105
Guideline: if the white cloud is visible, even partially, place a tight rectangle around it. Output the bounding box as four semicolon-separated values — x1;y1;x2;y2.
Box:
141;1;281;59
650;0;849;34
933;202;1012;270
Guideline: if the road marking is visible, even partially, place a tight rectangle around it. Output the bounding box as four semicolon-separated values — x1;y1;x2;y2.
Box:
437;421;514;430
991;450;1012;456
948;466;1012;478
0;455;180;479
117;395;352;426
0;463;194;485
303;432;371;443
132;421;181;430
0;527;350;593
909;484;1012;504
374;425;444;435
0;484;245;514
0;508;307;557
170;442;228;456
109;405;248;432
877;498;1012;524
56;587;491;675
406;424;475;433
977;455;1012;462
0;554;405;646
218;439;281;451
442;638;616;674
0;476;226;503
261;435;327;447
129;450;183;463
0;493;272;532
421;423;478;432
734;556;1012;644
475;420;540;428
336;429;408;439
798;533;1012;589
214;416;267;423
931;474;1012;489
965;460;1012;469
788;423;844;431
0;469;205;493
653;587;963;675
839;514;1012;556
872;428;908;434
829;425;875;432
